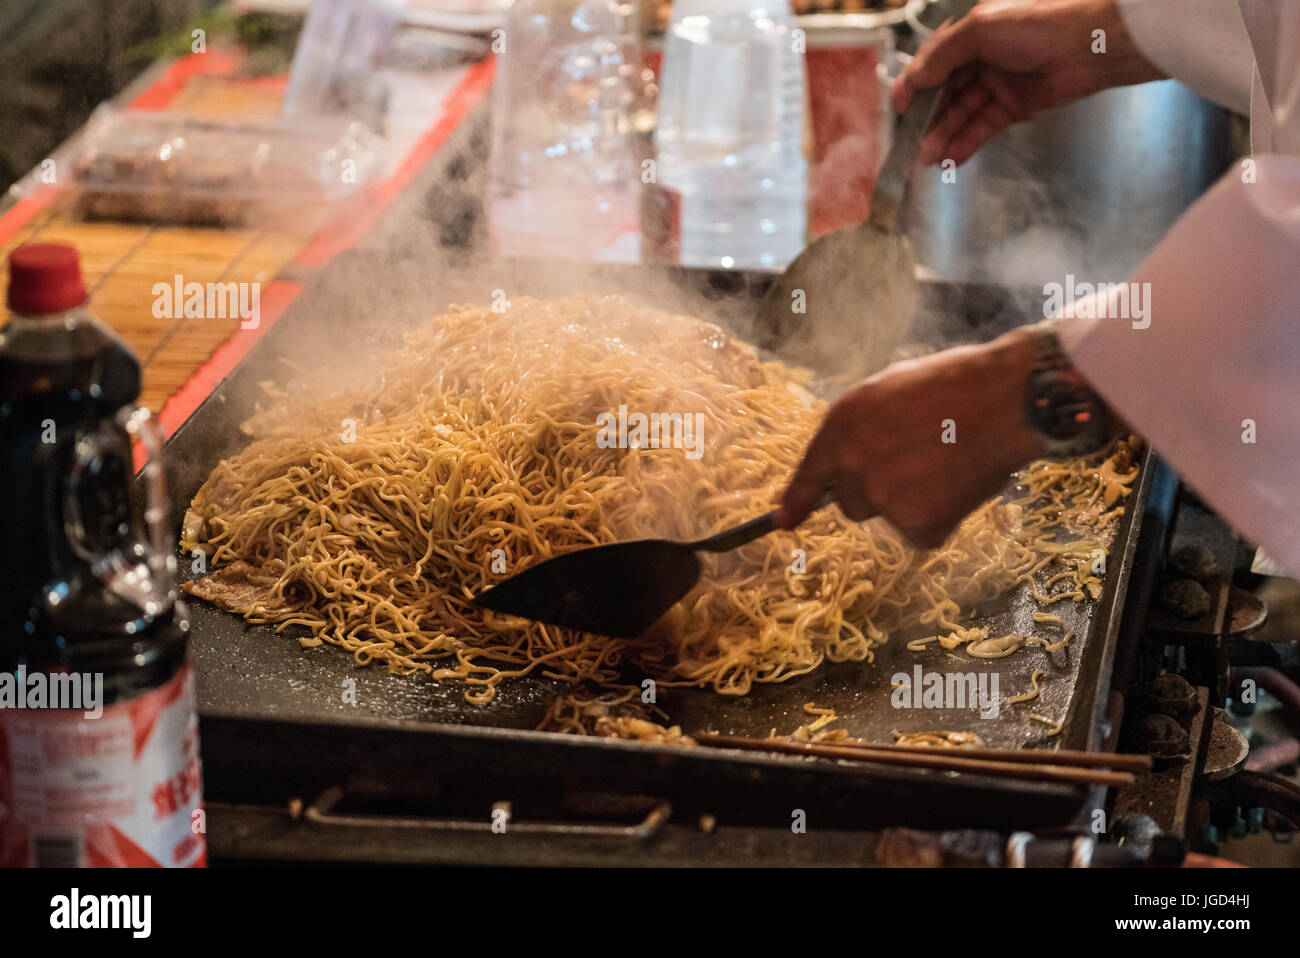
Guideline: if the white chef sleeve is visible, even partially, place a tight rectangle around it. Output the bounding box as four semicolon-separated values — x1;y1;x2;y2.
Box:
1116;0;1254;113
1057;155;1300;575
1238;0;1300;154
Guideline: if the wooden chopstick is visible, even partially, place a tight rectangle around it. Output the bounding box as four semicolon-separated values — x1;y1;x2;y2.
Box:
821;739;1152;771
692;733;1137;788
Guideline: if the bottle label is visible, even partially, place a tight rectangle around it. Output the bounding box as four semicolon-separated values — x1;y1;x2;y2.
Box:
0;663;205;867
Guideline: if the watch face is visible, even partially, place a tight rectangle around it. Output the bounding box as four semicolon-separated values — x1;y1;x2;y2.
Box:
1028;373;1100;441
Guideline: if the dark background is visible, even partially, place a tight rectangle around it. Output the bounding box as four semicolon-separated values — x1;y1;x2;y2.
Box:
0;0;221;191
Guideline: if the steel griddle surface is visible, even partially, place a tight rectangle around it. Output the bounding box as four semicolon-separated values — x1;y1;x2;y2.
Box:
168;253;1145;763
186;493;1133;751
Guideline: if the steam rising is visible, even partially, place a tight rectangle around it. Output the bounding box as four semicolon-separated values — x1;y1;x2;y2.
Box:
205;72;1222;491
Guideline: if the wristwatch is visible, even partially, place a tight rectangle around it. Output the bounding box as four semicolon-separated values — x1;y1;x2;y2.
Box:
1024;322;1109;457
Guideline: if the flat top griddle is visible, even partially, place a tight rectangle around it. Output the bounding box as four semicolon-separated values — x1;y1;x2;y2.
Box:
167;249;1150;812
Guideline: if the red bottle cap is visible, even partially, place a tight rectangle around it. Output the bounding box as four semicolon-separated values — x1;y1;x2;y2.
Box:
7;243;89;315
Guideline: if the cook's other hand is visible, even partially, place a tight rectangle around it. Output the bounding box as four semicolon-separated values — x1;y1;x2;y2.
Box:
893;0;1164;167
776;327;1045;548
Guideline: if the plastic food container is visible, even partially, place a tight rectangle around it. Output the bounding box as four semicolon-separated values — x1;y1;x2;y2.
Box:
57;107;384;228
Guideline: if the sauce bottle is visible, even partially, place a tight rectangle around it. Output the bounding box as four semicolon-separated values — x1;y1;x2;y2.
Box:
0;243;204;867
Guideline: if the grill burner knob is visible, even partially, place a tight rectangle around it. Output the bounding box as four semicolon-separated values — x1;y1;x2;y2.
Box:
1161;578;1212;620
1143;674;1198;718
1142;714;1190;757
1170;543;1221;583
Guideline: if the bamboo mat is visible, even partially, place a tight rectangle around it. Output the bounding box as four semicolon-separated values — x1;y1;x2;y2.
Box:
0;76;307;413
0;205;307;414
168;75;288;118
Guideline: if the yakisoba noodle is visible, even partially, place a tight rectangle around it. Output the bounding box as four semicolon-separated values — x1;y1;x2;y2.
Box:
181;295;1140;704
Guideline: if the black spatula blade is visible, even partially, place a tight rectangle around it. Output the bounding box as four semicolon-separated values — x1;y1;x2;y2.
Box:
472;539;703;638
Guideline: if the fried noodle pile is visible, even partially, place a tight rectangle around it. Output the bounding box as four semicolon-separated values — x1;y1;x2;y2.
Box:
181;296;1140;705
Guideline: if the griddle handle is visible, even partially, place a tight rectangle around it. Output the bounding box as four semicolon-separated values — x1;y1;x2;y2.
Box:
303;786;673;841
690;489;836;553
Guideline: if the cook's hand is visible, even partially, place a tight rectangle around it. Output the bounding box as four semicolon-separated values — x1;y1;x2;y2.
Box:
776;327;1045;548
893;0;1164;166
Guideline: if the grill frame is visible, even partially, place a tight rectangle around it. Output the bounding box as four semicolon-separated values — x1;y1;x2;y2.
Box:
162;246;1158;834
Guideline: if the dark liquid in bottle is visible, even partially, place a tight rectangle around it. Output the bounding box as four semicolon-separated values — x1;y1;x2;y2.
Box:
0;316;187;704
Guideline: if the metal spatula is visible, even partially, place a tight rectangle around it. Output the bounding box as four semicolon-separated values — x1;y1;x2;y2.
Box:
753;0;977;386
472;492;834;637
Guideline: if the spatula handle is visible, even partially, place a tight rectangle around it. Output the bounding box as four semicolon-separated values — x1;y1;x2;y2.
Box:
868;0;980;234
692;490;836;553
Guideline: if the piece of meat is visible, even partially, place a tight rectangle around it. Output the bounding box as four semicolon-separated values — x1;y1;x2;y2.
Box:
892;730;984;749
181;561;293;617
593;716;695;747
179;506;206;553
967;634;1029;659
